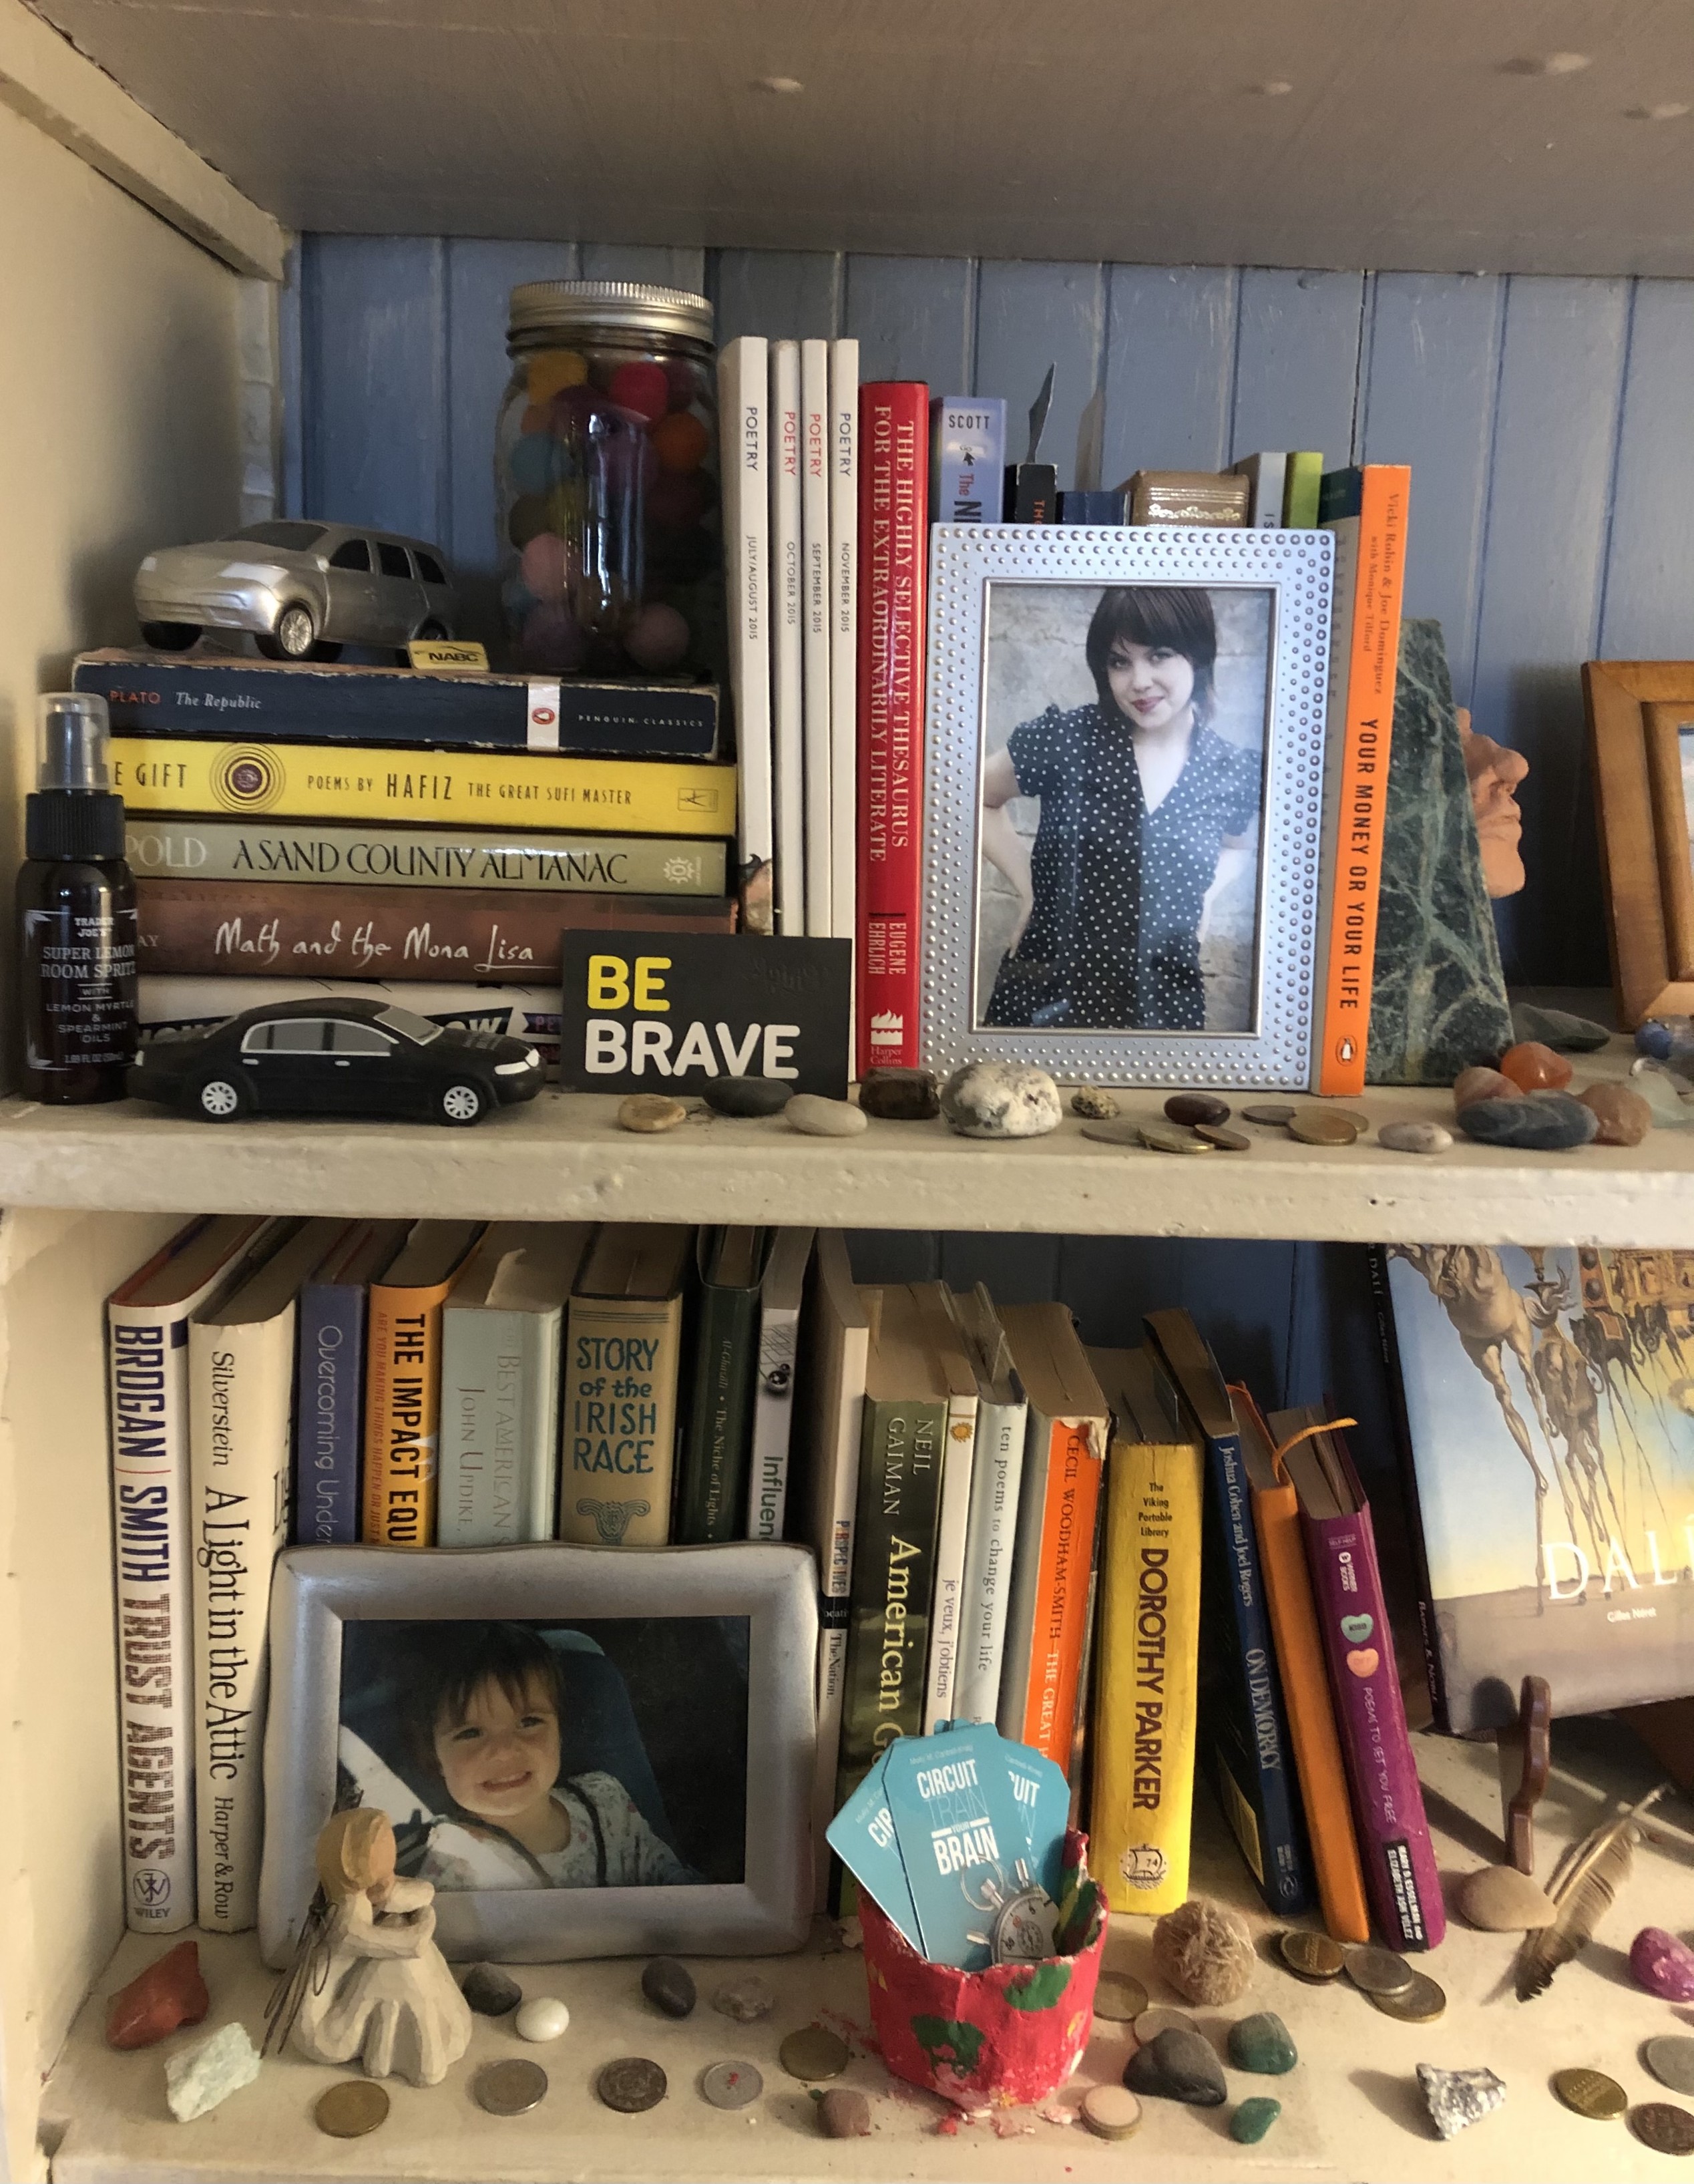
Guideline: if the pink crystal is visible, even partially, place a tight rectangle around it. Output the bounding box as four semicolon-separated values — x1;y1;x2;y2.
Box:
1631;1927;1694;2000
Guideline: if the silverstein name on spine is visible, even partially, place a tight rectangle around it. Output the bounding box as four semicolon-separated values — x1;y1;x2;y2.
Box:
198;1346;251;1924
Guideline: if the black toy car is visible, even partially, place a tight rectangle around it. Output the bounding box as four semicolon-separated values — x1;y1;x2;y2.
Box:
128;996;543;1125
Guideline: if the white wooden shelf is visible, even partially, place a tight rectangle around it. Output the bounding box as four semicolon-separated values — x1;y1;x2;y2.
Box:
41;1723;1694;2184
3;1038;1693;1244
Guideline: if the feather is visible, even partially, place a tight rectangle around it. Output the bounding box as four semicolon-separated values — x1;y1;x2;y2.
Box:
1514;1784;1667;2001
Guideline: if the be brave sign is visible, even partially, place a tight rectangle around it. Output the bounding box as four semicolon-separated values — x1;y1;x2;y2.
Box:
560;931;852;1097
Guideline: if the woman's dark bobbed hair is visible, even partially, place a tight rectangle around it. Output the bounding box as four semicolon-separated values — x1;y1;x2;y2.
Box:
1086;586;1218;725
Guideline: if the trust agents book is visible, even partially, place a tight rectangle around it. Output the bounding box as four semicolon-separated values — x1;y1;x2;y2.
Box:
1379;1244;1694;1733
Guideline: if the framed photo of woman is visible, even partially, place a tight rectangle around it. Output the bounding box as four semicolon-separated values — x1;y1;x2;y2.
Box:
922;525;1333;1088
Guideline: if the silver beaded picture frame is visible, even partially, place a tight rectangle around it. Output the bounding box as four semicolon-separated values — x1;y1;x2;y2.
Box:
259;1542;816;1966
921;525;1333;1089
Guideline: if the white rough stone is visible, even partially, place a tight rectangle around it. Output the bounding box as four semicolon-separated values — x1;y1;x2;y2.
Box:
940;1063;1062;1139
165;2022;261;2123
1378;1121;1454;1155
1417;2064;1506;2140
515;1995;570;2042
785;1094;868;1137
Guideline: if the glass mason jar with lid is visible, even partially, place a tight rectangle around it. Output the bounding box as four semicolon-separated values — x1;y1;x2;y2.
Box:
496;280;719;679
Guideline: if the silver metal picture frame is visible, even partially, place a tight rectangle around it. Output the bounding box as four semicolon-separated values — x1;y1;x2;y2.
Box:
259;1542;817;1966
922;525;1333;1087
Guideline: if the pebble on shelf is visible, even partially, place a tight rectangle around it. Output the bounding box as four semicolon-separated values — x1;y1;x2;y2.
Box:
1227;2012;1297;2074
939;1061;1062;1139
1417;2064;1506;2140
1123;2026;1227;2107
1378;1120;1453;1155
859;1067;941;1121
616;1094;687;1133
1069;1085;1119;1120
1578;1081;1653;1145
1455;1865;1554;1931
1231;2095;1283;2145
1152;1896;1256;2005
105;1940;209;2051
701;1075;792;1117
1455;1091;1599;1150
1631;1926;1694;2001
1496;1040;1574;1092
1452;1065;1518;1111
164;2022;262;2123
785;1093;867;1137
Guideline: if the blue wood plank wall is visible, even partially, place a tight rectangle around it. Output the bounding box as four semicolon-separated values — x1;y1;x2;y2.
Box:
286;236;1694;1402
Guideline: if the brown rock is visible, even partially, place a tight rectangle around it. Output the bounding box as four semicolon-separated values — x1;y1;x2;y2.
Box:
1580;1081;1653;1146
618;1094;686;1133
817;2087;871;2137
1165;1092;1231;1126
1453;1065;1517;1111
105;1940;210;2050
859;1068;939;1121
1498;1041;1574;1093
1456;1864;1555;1932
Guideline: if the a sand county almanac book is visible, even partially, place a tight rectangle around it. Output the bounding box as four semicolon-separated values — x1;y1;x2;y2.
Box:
1380;1243;1694;1733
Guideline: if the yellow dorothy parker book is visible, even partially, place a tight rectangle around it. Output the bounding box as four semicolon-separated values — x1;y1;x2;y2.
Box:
1087;1345;1205;1918
110;736;736;838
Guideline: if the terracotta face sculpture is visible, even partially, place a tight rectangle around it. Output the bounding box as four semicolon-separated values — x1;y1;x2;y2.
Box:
1458;708;1527;899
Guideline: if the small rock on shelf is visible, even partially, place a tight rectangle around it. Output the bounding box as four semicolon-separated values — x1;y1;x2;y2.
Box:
1070;1085;1119;1120
858;1067;940;1120
1511;1003;1610;1052
1629;1060;1694;1127
1579;1082;1653;1146
1456;1091;1599;1151
461;1963;521;2016
1497;1040;1574;1092
1164;1091;1230;1126
1153;1895;1256;2004
1231;2096;1283;2145
515;1996;570;2042
1631;1927;1694;2001
165;2022;262;2123
713;1974;777;2022
816;2087;871;2138
1455;1865;1554;1932
785;1094;867;1137
701;1075;793;1117
1378;1120;1453;1155
1452;1065;1518;1111
617;1093;686;1133
641;1958;696;2019
1227;2012;1297;2074
106;1940;209;2050
940;1062;1062;1139
1123;2027;1227;2108
1417;2063;1506;2140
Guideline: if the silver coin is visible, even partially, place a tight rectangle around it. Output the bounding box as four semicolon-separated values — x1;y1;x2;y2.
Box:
1647;2038;1694;2098
700;2060;763;2110
474;2058;548;2117
1345;1944;1416;1997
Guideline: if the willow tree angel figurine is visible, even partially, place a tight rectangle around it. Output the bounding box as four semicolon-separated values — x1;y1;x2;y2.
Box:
267;1807;471;2086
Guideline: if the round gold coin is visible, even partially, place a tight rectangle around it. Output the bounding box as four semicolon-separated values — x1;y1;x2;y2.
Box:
1092;1973;1149;2023
313;2080;390;2139
1279;1930;1345;1982
1552;2068;1627;2121
1367;1968;1446;2022
1345;1944;1417;1998
779;2025;849;2082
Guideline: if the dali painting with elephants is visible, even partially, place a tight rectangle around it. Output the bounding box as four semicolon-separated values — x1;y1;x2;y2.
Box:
1385;1244;1694;1733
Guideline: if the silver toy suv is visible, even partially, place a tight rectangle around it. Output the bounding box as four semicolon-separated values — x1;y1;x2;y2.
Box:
135;522;457;661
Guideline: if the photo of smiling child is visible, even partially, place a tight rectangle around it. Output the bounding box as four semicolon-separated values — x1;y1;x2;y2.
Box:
978;583;1272;1034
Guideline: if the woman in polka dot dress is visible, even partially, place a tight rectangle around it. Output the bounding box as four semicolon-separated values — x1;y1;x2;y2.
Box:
982;586;1259;1031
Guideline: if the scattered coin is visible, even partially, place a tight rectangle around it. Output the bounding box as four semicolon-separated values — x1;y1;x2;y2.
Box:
1139;1120;1214;1155
1132;2005;1198;2044
700;2060;763;2110
1647;2038;1694;2097
779;2025;850;2082
1092;1972;1150;2022
1080;1118;1150;1149
1241;1103;1297;1126
1553;2067;1627;2121
1288;1107;1361;1147
1195;1123;1251;1151
1080;2084;1143;2141
1279;1930;1345;1982
596;2056;668;2114
1331;1109;1371;1128
314;2080;389;2137
1632;2102;1694;2157
1367;1968;1446;2022
475;2058;549;2118
1344;1944;1417;1998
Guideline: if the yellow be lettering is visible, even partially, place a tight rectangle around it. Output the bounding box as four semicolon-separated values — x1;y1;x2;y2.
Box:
587;954;628;1009
634;957;670;1013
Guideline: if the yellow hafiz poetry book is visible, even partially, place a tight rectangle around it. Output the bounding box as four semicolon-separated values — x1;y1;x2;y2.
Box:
1088;1345;1205;1918
110;736;736;838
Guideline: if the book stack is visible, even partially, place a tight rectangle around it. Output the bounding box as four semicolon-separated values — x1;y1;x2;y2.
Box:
78;648;740;1061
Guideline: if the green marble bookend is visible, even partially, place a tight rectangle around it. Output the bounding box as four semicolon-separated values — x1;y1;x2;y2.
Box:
1366;618;1514;1085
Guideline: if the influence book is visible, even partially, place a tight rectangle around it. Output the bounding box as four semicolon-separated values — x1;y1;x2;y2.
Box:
74;649;719;757
1270;1402;1446;1951
929;398;1007;526
835;1285;947;1806
793;1231;869;1905
292;1219;410;1546
996;1302;1108;1773
911;1281;981;1733
1087;1345;1204;1919
437;1223;593;1547
718;335;774;929
747;1226;815;1540
676;1227;769;1544
109;736;736;839
126;817;728;896
106;1213;270;1932
135;877;733;980
560;1225;691;1548
1144;1308;1311;1916
1375;1243;1694;1732
947;1285;1027;1726
801;339;833;937
361;1221;485;1546
1311;462;1410;1095
770;340;806;934
190;1216;349;1929
855;381;929;1072
827;339;859;944
1237;1391;1371;1944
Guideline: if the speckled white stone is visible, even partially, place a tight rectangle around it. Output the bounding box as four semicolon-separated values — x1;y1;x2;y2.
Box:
940;1062;1062;1139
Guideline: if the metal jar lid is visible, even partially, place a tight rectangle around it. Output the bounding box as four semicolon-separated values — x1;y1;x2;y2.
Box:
507;280;713;348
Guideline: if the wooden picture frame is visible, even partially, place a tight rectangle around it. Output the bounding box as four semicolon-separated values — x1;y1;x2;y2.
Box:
1584;660;1694;1025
